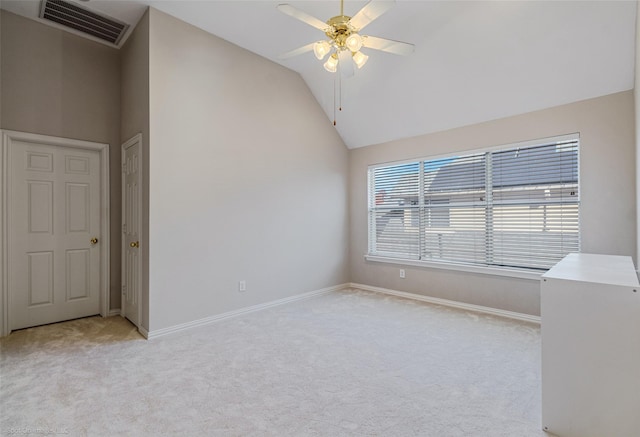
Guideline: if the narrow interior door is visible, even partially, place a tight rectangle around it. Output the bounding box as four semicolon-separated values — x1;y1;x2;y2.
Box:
122;135;142;327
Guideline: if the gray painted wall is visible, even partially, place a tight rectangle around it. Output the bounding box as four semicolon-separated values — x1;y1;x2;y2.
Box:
0;4;3;129
1;6;637;331
146;9;350;332
636;0;640;270
0;10;122;310
350;91;636;316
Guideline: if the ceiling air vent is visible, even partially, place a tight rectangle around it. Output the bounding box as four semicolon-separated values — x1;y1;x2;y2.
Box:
39;0;129;46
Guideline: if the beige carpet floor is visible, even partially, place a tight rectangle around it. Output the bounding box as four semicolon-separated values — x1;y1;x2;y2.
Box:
0;288;544;436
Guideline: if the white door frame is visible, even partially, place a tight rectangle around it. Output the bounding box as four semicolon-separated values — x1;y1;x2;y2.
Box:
121;133;142;328
0;130;110;336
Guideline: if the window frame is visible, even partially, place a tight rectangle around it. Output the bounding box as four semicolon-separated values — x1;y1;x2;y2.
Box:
365;134;580;279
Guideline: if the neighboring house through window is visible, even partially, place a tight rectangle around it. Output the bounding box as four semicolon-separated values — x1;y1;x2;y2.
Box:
367;134;580;272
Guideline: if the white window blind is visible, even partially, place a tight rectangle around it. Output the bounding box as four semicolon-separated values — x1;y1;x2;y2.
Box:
368;136;579;271
369;162;421;259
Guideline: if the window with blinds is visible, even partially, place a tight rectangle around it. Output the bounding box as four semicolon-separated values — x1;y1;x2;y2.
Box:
368;136;579;271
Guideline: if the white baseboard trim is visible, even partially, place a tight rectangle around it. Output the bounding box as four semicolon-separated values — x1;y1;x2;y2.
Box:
349;282;541;324
108;309;121;317
145;283;348;339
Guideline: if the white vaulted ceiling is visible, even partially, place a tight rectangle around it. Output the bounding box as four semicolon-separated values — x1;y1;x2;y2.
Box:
2;0;636;149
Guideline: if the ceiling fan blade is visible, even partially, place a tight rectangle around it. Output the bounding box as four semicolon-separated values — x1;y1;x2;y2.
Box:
362;35;415;56
338;49;354;78
349;0;395;31
277;4;329;32
278;42;315;60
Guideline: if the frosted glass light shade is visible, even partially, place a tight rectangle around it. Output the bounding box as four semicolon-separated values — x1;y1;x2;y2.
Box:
313;41;331;60
353;51;369;69
324;54;338;72
345;33;363;52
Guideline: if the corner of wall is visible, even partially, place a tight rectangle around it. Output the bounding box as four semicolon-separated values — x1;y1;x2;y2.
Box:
120;7;151;332
1;7;3;131
635;0;640;269
0;8;3;337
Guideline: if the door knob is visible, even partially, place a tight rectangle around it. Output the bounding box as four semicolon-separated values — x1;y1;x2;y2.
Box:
90;238;99;245
130;241;139;248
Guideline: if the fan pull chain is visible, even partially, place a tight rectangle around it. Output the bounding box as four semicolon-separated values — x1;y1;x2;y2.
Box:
333;76;337;126
333;73;343;126
339;71;342;112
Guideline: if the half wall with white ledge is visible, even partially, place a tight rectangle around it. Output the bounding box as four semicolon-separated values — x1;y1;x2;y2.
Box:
541;253;640;437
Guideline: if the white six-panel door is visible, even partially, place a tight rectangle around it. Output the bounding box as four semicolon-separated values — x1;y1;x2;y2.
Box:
121;134;142;328
8;139;102;330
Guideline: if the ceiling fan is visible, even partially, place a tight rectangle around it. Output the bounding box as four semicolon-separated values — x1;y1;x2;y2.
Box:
277;0;415;78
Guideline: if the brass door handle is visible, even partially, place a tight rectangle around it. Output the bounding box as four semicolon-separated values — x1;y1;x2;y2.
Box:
90;238;99;245
130;241;139;248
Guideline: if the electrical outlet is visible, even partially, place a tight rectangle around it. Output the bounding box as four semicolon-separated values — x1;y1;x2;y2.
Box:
238;280;246;292
400;269;405;279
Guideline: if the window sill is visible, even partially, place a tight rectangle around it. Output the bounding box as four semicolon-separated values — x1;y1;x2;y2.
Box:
364;255;544;280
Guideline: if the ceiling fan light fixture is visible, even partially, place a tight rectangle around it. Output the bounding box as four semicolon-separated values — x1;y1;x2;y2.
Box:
345;33;363;52
324;53;338;73
353;51;369;69
313;40;331;60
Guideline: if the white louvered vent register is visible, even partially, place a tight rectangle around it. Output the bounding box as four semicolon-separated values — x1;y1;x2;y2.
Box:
40;0;129;46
